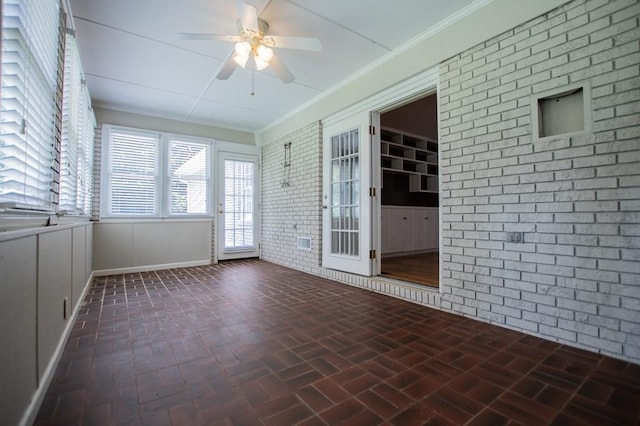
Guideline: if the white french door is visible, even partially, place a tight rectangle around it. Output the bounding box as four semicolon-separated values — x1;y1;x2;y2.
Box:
322;111;374;276
217;152;260;260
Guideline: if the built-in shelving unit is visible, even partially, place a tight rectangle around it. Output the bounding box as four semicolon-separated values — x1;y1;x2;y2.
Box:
380;127;439;193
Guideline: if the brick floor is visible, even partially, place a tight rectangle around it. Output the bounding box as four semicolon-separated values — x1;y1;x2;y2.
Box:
34;259;640;425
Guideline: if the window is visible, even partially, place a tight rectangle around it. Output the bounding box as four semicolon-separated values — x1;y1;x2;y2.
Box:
60;30;95;215
102;126;211;217
0;1;95;219
169;138;210;215
106;129;160;216
0;0;61;210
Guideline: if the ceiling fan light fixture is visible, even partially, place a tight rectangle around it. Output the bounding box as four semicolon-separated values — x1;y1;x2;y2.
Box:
233;41;252;68
233;53;249;68
234;41;251;56
256;44;273;62
254;55;269;71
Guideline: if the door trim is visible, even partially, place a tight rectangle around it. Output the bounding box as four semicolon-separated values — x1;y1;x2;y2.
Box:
214;143;261;262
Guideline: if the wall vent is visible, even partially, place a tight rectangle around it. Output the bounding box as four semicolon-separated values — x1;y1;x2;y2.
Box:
297;236;312;250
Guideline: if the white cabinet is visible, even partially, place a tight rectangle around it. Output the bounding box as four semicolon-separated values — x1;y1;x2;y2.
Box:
413;208;437;251
381;127;438;193
381;206;438;255
381;208;411;253
381;208;400;253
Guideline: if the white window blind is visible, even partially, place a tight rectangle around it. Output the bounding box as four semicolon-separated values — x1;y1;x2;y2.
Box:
60;30;95;215
77;85;96;215
60;30;80;212
0;0;61;209
169;139;209;215
107;129;160;216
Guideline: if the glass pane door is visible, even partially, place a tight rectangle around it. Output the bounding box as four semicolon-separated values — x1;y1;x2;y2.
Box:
322;111;372;276
218;153;259;260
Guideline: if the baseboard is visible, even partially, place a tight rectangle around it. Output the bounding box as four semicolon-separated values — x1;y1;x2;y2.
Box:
93;259;211;277
20;271;95;426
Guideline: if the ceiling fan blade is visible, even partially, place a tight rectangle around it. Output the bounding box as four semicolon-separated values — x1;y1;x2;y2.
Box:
238;1;259;34
179;33;242;42
264;35;322;52
269;55;294;84
216;55;238;80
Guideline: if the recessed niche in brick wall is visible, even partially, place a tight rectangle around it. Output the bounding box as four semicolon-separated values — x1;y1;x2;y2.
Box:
533;83;592;140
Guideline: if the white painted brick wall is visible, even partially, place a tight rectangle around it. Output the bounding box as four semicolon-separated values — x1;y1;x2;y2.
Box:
261;122;323;274
439;0;640;363
259;0;639;365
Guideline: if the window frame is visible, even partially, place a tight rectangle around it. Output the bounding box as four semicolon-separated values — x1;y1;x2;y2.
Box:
101;124;213;219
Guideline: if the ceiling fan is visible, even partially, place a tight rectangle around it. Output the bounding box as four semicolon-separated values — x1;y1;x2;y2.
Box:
180;1;322;84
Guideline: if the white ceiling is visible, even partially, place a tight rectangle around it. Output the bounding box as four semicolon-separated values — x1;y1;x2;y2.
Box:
69;0;475;132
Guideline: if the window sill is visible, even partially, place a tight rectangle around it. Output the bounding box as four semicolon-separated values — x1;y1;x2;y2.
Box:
0;218;93;243
97;216;214;223
0;202;55;214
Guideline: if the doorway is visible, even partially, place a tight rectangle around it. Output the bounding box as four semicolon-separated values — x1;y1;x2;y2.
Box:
379;94;440;287
320;67;440;284
217;152;260;260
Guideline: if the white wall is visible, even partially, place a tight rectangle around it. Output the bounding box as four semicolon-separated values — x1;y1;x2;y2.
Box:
93;220;212;274
0;223;93;426
94;107;255;145
438;0;640;362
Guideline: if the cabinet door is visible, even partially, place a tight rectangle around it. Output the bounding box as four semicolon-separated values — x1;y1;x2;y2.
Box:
400;210;415;252
413;208;437;251
383;207;438;254
425;209;437;250
381;208;393;254
382;208;408;254
433;209;439;249
382;208;401;254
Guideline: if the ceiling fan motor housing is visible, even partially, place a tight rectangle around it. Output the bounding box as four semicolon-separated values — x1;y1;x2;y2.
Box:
237;18;271;43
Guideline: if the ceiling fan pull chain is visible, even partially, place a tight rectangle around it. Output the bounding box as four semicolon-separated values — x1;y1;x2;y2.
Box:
250;70;255;96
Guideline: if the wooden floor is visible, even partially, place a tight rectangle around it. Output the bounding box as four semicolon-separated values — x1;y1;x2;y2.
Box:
381;252;439;288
